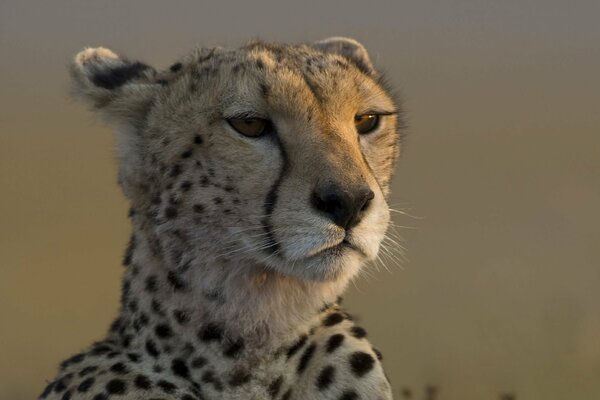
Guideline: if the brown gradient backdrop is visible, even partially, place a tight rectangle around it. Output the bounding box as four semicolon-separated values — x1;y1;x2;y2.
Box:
1;1;599;399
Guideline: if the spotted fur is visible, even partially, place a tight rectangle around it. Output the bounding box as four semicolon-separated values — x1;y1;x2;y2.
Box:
41;37;402;400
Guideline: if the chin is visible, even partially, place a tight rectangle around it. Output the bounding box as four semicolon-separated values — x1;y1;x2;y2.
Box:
264;243;366;283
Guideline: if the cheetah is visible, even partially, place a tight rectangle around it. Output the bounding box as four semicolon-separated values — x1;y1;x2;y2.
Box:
40;37;403;400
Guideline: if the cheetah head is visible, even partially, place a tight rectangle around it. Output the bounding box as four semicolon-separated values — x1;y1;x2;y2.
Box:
70;38;402;284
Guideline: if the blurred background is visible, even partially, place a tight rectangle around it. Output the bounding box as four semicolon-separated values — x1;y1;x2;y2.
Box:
1;1;599;399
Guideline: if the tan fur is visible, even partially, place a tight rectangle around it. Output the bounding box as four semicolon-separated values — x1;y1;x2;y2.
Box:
40;38;401;400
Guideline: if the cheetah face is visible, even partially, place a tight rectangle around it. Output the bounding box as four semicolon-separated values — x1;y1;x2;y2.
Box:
70;38;401;283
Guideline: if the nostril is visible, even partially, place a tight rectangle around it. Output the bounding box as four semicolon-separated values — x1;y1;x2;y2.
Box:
360;190;375;212
312;191;344;217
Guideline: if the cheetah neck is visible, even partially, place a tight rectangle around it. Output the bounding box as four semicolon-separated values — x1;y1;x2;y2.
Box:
115;222;348;351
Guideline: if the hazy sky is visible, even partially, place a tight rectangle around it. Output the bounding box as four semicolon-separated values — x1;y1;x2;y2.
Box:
1;1;599;399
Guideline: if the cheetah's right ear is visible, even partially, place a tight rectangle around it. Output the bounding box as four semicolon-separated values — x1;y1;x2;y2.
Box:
312;37;376;76
69;47;159;126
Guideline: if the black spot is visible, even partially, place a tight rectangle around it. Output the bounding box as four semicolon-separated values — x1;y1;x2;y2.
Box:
158;380;177;393
155;323;173;339
202;370;224;391
323;312;345;326
171;164;182;177
200;176;210;187
181;149;193;159
157;78;168;86
79;366;98;377
145;339;160;357
144;276;158;292
40;381;55;398
281;389;293;400
90;344;112;355
77;377;95;393
134;313;149;331
167;271;186;291
193;204;204;213
191;356;207;368
213;197;222;205
286;334;308;358
180;181;192;191
106;379;126;395
108;318;121;333
339;390;359;400
350;326;367;339
60;353;85;369
326;334;345;353
297;342;317;374
127;299;138;313
165;206;178;219
151;299;165;315
316;365;335;390
174;309;190;325
92;394;107;400
223;338;244;358
91;62;150;90
109;362;129;374
121;334;132;348
53;379;67;393
170;62;183;72
194;135;203;145
349;351;375;377
181;395;196;400
268;376;283;398
61;390;72;400
228;369;250;387
172;359;190;378
256;59;265;70
198;323;222;342
127;352;141;363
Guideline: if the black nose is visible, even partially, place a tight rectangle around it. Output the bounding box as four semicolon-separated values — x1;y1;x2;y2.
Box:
311;183;375;230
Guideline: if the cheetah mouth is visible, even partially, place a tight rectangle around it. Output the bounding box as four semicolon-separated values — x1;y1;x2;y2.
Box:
307;237;367;259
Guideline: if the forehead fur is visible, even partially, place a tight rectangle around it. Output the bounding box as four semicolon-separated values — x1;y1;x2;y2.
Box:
156;41;397;122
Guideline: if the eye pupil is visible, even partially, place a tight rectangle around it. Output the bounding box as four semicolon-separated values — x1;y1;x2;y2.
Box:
227;118;268;137
355;114;380;134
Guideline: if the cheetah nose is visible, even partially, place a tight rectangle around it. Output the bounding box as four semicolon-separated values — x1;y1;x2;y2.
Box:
311;183;374;230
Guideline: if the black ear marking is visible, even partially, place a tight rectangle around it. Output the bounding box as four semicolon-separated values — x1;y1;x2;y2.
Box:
91;61;152;90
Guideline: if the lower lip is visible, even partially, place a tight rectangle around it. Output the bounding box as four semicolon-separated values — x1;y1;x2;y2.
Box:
339;240;365;257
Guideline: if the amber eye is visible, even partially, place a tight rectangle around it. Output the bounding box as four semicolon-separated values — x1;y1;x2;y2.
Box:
354;114;380;134
227;118;269;137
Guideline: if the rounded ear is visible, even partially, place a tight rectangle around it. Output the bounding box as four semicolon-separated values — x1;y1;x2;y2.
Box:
69;47;160;200
312;37;376;76
69;47;159;126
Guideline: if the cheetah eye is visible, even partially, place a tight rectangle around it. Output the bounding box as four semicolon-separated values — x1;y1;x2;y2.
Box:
227;118;269;138
354;114;380;134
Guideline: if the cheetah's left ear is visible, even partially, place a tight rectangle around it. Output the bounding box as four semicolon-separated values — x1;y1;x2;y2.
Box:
312;37;376;76
69;47;159;126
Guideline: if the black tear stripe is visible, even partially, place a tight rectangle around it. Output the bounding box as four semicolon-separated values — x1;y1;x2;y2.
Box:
92;61;151;90
262;133;288;255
